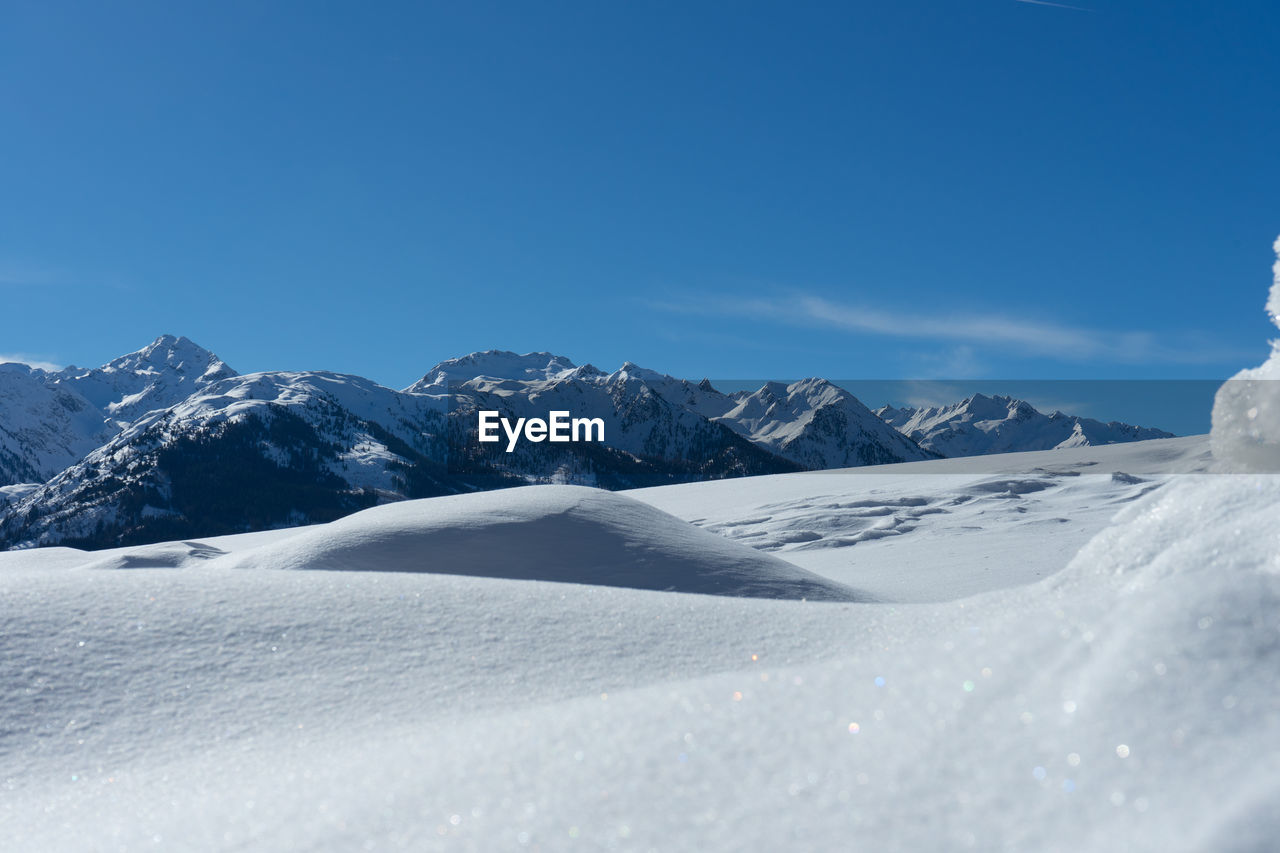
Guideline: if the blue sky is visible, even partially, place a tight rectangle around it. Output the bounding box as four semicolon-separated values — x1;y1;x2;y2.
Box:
2;0;1279;401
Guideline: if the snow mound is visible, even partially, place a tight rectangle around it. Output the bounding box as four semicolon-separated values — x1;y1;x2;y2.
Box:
210;485;864;600
1211;236;1280;471
1063;474;1280;585
81;540;229;571
1027;472;1280;849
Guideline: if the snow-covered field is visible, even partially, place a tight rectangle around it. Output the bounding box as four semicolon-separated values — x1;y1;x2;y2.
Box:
3;429;1277;851
634;435;1211;603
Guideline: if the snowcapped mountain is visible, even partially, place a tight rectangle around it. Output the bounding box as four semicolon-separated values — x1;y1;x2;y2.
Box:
50;334;237;427
876;393;1175;457
0;350;796;549
0;370;481;549
713;378;935;468
1;348;809;549
408;349;586;389
0;335;235;485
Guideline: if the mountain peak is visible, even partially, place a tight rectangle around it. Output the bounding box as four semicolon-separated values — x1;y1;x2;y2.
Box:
48;335;236;421
788;377;839;394
608;361;671;384
104;335;229;376
409;350;579;391
955;393;1020;420
144;333;203;353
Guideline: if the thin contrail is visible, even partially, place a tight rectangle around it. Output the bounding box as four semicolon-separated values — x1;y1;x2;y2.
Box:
1015;0;1092;10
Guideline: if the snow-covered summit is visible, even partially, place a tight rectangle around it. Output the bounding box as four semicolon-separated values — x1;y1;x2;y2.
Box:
0;369;461;549
101;334;231;382
51;334;237;425
605;361;674;385
407;350;581;390
0;336;237;485
716;378;933;468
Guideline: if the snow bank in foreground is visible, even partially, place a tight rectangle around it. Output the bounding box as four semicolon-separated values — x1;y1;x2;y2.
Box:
4;464;1277;850
125;485;861;601
1211;236;1280;471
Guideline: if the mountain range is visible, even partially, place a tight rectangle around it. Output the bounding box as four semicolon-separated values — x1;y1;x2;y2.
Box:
0;336;1172;549
875;394;1175;457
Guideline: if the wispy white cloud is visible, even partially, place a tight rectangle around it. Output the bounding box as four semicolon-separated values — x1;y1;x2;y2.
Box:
897;380;983;409
1014;0;1092;11
911;346;989;379
0;353;63;372
647;293;1246;367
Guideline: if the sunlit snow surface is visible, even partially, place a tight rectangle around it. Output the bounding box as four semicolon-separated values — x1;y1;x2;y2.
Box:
4;429;1278;851
634;435;1211;603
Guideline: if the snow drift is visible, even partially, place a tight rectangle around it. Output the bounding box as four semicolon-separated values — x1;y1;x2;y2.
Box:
85;485;862;601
